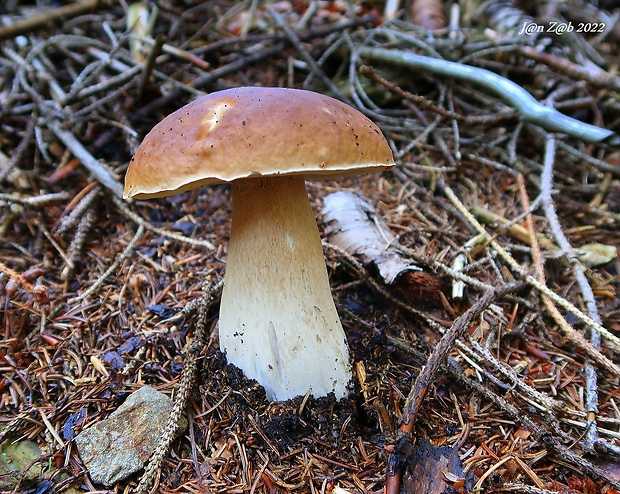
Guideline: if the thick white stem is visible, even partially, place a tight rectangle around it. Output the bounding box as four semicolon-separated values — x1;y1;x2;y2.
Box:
218;175;352;401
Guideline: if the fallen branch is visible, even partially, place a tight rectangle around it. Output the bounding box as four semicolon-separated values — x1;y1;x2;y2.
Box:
518;46;620;93
441;183;620;360
0;260;36;294
535;135;608;453
385;282;525;494
68;225;145;304
0;116;35;183
359;64;519;125
456;364;620;490
48;121;124;199
0;0;120;43
470;203;558;252
267;6;348;102
358;47;620;146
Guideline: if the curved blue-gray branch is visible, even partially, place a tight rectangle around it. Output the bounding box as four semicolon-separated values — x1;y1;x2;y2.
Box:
359;47;619;147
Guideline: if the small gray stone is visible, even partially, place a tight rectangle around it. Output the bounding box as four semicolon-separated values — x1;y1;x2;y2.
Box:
75;385;187;487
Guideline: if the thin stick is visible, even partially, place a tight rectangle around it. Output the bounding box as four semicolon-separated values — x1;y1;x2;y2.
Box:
556;140;619;176
0;411;31;444
69;225;145;304
133;43;288;119
0;0;120;42
48;122;124;199
441;183;620;357
0;260;36;293
266;7;349;103
539;137;603;331
112;195;216;250
538;136;601;451
455;368;620;489
518;46;620;92
138;34;165;102
385;282;524;494
0;116;36;183
401;283;524;427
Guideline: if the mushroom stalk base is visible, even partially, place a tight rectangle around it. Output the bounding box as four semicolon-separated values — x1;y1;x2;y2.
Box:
219;175;352;402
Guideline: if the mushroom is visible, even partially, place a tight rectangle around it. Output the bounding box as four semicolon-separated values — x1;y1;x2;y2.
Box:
124;87;394;401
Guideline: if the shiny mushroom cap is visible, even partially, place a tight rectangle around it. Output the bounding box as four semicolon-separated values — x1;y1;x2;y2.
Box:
123;86;394;199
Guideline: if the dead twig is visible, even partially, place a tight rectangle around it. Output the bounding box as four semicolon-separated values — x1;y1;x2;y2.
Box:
0;260;37;294
132;42;288;119
69;225;145;304
385;282;525;494
48;121;124;199
0;191;70;208
518;46;620;93
56;185;101;235
556;140;620;176
266;7;348;102
359;64;469;123
0;0;120;42
112;195;216;250
455;366;620;490
61;208;96;280
0;411;32;444
0;116;36;183
358;46;619;145
441;183;620;361
537;134;604;452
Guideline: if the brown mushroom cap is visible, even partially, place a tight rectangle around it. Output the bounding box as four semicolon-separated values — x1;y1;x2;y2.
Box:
124;87;394;199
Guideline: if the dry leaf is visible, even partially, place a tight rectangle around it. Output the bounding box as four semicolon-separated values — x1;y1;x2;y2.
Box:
579;243;617;267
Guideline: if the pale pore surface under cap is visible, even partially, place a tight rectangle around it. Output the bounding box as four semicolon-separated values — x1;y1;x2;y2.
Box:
124;87;394;199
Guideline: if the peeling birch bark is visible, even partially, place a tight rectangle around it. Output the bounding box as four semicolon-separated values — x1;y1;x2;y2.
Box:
322;191;421;285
